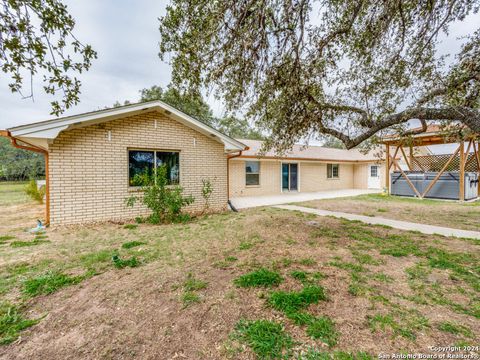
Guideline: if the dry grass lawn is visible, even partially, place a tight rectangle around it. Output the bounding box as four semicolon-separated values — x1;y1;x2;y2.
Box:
299;194;480;231
0;183;478;359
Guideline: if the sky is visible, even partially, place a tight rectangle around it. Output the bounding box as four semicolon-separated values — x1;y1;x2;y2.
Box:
0;0;224;129
0;1;479;136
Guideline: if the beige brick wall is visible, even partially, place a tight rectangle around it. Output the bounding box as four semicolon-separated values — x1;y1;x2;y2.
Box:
229;159;281;196
229;159;368;196
353;163;386;189
300;162;354;191
48;110;228;225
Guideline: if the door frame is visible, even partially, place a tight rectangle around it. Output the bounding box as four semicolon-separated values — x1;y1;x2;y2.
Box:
280;162;300;192
367;164;381;189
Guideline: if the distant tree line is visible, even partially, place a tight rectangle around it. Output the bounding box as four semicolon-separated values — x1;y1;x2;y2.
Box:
0;137;45;181
114;84;264;140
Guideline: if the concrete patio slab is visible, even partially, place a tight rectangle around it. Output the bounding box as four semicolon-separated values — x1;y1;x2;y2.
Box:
274;204;480;240
230;189;381;209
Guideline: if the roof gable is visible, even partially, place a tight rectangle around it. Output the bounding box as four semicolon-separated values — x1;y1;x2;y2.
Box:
7;100;247;153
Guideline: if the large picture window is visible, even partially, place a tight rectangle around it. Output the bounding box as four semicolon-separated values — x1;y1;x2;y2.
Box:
245;161;260;186
327;164;339;179
129;150;179;186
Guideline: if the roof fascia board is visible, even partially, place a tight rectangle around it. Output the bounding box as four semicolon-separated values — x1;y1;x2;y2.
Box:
8;101;247;151
233;155;384;163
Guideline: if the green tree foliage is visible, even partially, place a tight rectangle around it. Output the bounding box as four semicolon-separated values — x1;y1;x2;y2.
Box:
0;138;45;181
116;84;264;139
158;1;480;150
140;85;215;125
0;0;97;115
320;136;346;149
215;115;264;140
126;165;194;224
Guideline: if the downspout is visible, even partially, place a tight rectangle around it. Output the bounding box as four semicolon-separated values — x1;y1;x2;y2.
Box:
227;150;243;198
226;147;248;210
1;131;50;226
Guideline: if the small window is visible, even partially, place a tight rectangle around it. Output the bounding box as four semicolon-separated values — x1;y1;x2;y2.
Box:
245;161;260;186
129;150;179;186
370;165;378;178
327;164;339;179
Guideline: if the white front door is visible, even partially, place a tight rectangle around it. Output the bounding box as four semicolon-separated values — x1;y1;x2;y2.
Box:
368;164;381;189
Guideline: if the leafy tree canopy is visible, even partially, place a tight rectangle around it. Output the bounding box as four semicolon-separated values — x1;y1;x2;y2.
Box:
319;135;345;149
159;0;480;150
116;84;264;139
0;137;45;181
0;0;97;115
140;85;215;125
215;115;264;140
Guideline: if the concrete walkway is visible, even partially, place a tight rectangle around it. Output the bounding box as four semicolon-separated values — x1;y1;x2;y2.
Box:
274;204;480;240
230;189;381;209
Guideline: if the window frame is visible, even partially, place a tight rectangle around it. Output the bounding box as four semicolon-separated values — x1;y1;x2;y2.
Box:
327;163;340;179
370;165;379;178
128;148;180;188
245;160;260;186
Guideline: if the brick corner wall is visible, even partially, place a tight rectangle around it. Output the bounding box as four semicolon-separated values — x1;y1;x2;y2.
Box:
48;111;228;225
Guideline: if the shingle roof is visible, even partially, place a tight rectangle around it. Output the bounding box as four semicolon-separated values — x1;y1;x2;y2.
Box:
236;139;383;162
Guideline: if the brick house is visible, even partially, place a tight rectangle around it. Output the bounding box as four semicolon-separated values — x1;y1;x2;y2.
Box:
2;100;385;225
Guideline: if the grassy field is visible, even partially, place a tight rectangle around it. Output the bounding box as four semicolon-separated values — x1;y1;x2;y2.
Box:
298;193;480;231
0;181;28;206
0;183;478;359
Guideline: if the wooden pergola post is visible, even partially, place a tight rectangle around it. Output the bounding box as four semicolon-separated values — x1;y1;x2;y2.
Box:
400;145;412;171
409;143;414;170
459;141;465;201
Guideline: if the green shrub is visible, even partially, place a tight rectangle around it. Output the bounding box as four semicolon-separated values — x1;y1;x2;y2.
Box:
201;178;214;213
125;165;194;224
234;269;283;288
234;319;293;359
0;304;39;344
23;271;83;297
24;179;45;204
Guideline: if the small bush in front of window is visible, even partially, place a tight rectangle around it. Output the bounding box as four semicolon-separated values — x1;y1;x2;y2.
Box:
125;165;194;224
